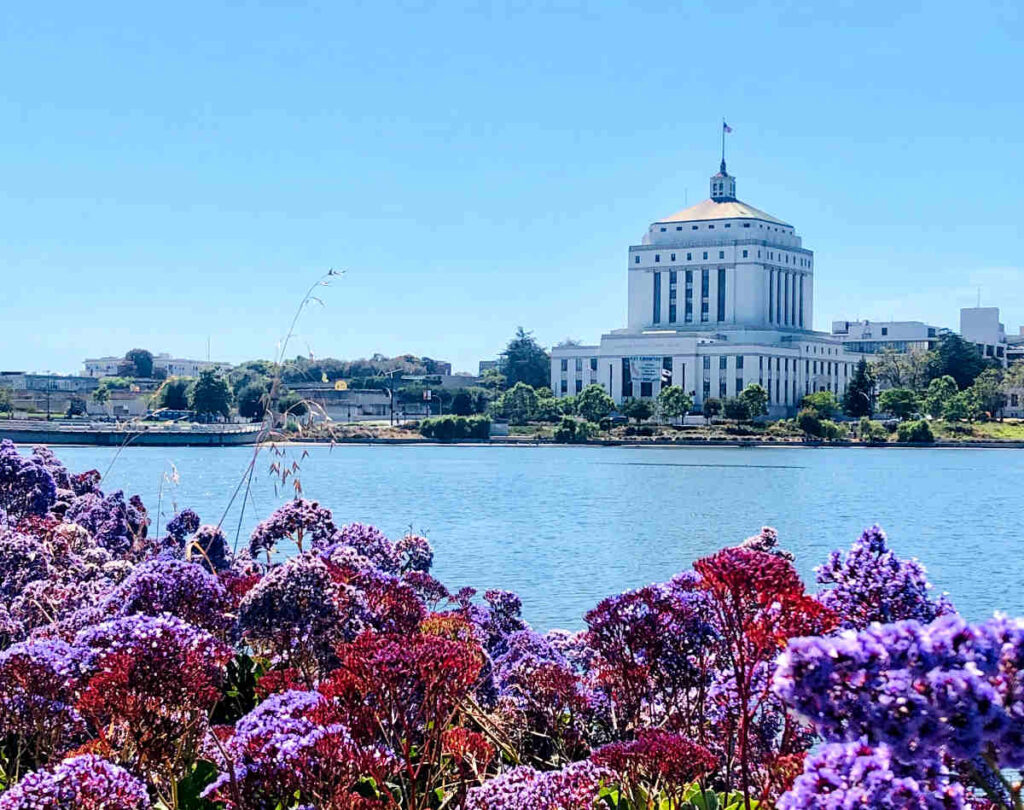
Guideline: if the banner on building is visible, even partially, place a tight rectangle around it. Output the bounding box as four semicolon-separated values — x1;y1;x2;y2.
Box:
627;356;663;383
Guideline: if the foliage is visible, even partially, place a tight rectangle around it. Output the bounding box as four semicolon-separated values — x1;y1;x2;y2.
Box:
701;397;722;418
943;387;983;423
876;387;919;420
842;357;875;417
857;417;889;444
922;374;958;419
896;419;935;443
553;416;598;443
123;348;154;378
795;407;822;437
155;376;192;411
578;384;616;423
65;397;87;417
800;391;839;420
419;414;491;440
927;333;989;389
186;370;232;418
971;368;1007;418
276;389;308;418
722;397;750;421
0;387;13;417
657;385;693;420
738;383;769;419
501;327;551;389
621;397;655;424
495;381;539;425
451;390;474;416
236;381;268;420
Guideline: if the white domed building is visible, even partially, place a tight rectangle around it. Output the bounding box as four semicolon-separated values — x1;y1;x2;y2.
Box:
551;160;859;417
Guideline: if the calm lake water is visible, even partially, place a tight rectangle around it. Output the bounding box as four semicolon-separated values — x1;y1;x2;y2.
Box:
40;444;1024;630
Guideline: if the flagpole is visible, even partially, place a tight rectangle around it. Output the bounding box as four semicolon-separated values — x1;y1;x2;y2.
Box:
721;118;725;165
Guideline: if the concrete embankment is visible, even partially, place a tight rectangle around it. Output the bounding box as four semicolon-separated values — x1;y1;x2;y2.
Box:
0;420;262;447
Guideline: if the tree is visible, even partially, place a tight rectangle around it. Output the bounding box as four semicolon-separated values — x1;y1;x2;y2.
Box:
970;368;1006;419
66;397;87;417
927;334;987;389
277;390;308;418
501;327;550;389
188;370;232;418
877;388;920;421
156;377;192;411
702;397;722;418
796;407;823;437
802;390;839;420
923;375;958;419
237;383;269;420
943;388;983;423
738;383;769;418
576;384;615;423
1005;362;1024;390
497;382;538;425
0;387;13;417
843;358;874;417
124;348;154;378
450;391;474;416
479;368;507;391
656;385;693;421
621;397;655;424
91;384;111;415
722;397;750;421
872;348;929;392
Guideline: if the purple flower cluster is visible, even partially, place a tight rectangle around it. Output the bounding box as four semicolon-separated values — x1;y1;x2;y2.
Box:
0;754;149;810
165;507;200;543
329;521;402;573
775;613;1024;771
249;497;337;556
0;439;57;522
816;524;954;629
395;532;434;573
778;741;964;810
466;760;610;810
65;490;144;556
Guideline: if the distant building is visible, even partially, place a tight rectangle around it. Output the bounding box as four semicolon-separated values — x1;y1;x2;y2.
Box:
960;308;1008;366
549;155;859;416
830;320;948;355
0;372;99;393
83;353;229;378
478;360;499;375
1006;327;1024;364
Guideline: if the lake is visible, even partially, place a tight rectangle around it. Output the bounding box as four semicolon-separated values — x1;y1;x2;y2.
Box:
43;443;1024;630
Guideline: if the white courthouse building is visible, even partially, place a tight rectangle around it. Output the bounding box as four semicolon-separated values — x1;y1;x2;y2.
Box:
551;159;859;417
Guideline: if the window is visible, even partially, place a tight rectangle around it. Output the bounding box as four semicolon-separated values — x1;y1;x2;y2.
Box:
743;222;751;228
660;227;666;232
671;253;676;262
717;267;726;321
640;381;653;398
692;225;698;231
635;255;640;264
703;356;711;370
736;376;743;393
719;356;727;370
720;380;727;397
676;226;682;231
652;273;661;324
560;379;567;394
703;380;711;400
621;358;632;398
685;270;694;322
662;357;672;387
655;254;660;263
590;358;597;371
575;379;583;393
708;224;715;229
560;359;568;372
719;250;725;259
881;327;888;336
703;251;708;260
669;270;677;284
575;358;583;372
769;270;775;322
725;223;731;228
669;303;676;322
687;252;692;261
736;356;744;370
742;249;748;258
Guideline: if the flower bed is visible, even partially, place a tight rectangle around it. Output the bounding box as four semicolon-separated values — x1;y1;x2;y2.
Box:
0;439;1014;808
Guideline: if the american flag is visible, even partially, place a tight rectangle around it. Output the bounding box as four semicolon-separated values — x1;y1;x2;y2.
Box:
723;121;733;133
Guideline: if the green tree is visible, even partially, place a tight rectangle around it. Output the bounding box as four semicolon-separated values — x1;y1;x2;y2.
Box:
501;328;550;389
702;397;722;418
479;367;507;391
943;388;983;423
124;348;154;378
553;416;597;444
722;397;751;421
843;358;874;417
0;386;13;417
575;384;615;423
277;390;309;418
91;384;111;415
237;383;269;420
156;377;192;411
738;383;769;418
970;368;1007;419
922;375;958;419
872;348;930;392
450;391;474;416
802;390;840;419
656;385;693;421
897;419;935;443
796;407;823;437
877;388;920;421
621;397;655;424
65;397;87;417
188;370;232;418
927;333;987;389
858;417;889;444
498;382;538;425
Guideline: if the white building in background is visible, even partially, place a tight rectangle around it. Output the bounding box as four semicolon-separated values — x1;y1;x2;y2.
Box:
550;158;859;417
83;353;228;378
960;307;1008;366
831;320;948;355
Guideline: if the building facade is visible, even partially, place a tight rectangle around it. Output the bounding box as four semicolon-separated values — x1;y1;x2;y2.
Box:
960;308;1008;367
550;160;859;417
83;353;228;378
830;320;947;355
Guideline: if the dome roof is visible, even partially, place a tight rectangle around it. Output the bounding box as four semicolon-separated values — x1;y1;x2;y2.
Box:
655;197;790;227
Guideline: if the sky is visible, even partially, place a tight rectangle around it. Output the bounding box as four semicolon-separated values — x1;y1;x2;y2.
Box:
1;0;1022;375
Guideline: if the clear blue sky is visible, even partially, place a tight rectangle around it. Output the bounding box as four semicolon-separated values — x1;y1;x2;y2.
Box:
2;0;1021;375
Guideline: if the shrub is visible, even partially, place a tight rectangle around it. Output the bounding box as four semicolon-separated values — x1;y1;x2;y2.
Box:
552;416;597;444
858;416;889;444
795;407;823;437
896;419;935;443
419;415;491;441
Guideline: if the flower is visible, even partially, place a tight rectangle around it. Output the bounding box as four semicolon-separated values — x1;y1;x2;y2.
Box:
466;760;610;810
0;754;149;810
166;508;200;542
395;533;434;573
249;498;337;556
778;741;964;810
592;730;717;798
186;524;232;571
0;440;57;523
328;522;402;574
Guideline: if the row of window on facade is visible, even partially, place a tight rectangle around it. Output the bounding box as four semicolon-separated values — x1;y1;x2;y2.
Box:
653;268;725;324
559;357;599;373
653;222;793;235
636;249;810;268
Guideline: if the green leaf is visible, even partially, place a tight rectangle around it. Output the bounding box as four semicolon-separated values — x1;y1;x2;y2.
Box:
175;760;220;810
